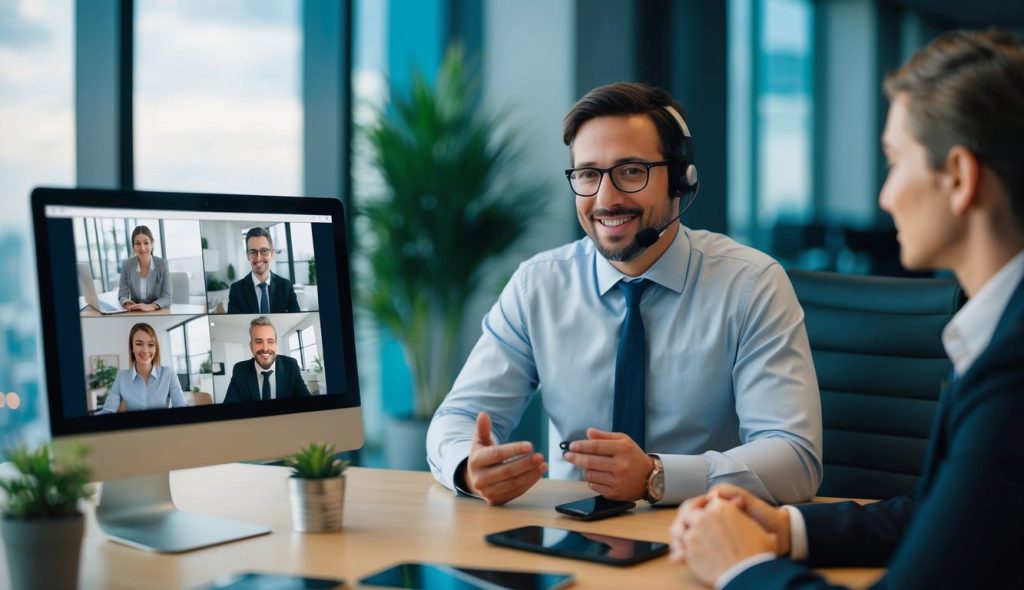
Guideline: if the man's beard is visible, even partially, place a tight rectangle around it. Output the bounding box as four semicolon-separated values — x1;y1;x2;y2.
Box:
584;206;675;263
255;352;276;370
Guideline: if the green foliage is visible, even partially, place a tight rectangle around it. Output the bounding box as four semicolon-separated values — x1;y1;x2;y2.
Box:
309;355;323;374
227;263;237;282
358;46;544;419
0;444;92;520
206;275;228;291
285;443;349;479
87;360;118;393
201;237;209;249
199;355;213;374
308;257;317;286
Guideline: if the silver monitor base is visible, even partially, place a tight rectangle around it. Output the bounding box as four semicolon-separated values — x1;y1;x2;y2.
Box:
96;472;271;553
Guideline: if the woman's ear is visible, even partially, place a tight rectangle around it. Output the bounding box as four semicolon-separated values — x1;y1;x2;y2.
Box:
945;145;981;217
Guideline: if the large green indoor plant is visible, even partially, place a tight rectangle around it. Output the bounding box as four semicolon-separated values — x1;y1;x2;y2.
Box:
0;443;92;590
359;47;543;421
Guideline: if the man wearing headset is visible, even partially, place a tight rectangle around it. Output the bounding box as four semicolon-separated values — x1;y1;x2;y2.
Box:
427;82;822;507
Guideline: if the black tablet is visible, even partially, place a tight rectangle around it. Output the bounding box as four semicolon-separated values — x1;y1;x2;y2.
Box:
484;525;668;567
359;562;573;589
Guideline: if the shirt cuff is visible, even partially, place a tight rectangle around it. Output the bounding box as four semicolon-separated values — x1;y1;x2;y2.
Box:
658;453;710;505
714;552;776;589
438;439;473;493
452;457;483;499
784;505;809;560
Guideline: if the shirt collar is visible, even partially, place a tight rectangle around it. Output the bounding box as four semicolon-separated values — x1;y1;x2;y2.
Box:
130;364;160;381
251;272;272;287
943;249;1024;376
136;257;155;273
254;359;275;374
596;226;691;295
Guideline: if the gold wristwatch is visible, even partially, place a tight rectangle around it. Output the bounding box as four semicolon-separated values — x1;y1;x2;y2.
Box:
643;454;665;504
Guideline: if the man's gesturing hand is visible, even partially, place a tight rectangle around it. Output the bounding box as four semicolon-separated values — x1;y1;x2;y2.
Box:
562;428;652;501
465;412;547;506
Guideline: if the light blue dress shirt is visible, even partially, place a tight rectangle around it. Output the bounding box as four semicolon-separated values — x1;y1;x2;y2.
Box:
98;364;187;414
426;227;823;505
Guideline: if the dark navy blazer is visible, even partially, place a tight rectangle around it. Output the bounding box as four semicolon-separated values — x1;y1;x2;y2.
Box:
222;355;311;403
227;272;300;314
730;276;1024;589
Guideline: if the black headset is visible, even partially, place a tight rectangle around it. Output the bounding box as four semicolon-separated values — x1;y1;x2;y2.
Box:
661;105;700;200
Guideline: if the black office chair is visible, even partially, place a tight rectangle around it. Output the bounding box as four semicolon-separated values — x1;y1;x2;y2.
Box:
788;270;964;499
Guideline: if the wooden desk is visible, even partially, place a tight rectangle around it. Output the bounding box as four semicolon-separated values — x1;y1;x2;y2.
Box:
2;465;885;589
80;303;208;318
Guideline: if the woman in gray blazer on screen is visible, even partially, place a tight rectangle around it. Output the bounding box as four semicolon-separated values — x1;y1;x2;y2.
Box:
118;225;171;312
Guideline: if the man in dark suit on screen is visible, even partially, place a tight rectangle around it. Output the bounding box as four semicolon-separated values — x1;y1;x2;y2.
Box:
224;316;311;403
227;226;301;314
671;29;1024;589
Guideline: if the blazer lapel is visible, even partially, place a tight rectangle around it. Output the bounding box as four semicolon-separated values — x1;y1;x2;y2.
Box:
244;273;259;313
917;276;1024;495
274;357;286;398
246;362;261;401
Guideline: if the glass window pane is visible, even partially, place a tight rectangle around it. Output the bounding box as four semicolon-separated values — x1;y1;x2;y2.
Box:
134;0;302;195
169;326;187;374
757;0;813;227
0;0;73;452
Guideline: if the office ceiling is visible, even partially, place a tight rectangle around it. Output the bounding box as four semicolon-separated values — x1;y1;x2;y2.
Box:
885;0;1024;28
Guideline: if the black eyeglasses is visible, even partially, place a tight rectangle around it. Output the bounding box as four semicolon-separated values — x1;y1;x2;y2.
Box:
246;248;274;259
565;160;673;197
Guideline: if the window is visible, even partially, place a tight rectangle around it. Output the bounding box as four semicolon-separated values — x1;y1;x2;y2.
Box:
134;0;302;196
0;0;74;451
168;316;212;395
728;0;815;249
288;325;318;372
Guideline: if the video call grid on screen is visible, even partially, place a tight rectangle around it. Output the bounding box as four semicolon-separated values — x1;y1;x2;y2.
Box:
37;193;360;436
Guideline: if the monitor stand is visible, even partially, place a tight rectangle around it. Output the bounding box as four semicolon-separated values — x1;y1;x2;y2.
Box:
95;472;271;553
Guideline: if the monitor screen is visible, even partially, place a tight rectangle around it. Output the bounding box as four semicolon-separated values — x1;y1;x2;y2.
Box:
32;187;363;488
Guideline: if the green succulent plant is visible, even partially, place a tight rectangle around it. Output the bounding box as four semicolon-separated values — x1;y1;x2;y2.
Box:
285;443;349;479
0;444;93;520
358;45;544;420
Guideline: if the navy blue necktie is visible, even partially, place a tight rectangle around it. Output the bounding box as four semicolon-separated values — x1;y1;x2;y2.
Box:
613;279;651;450
259;282;269;314
261;370;273;401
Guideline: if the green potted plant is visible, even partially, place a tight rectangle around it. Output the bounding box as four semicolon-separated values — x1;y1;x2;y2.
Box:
285;442;349;533
0;443;92;590
358;47;542;465
87;359;118;411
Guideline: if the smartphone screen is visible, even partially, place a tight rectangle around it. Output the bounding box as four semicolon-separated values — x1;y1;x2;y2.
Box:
485;525;668;566
555;495;635;520
204;572;346;589
359;563;573;589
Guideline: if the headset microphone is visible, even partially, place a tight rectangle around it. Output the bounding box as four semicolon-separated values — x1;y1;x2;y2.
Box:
630;104;700;251
632;180;699;250
633;212;684;249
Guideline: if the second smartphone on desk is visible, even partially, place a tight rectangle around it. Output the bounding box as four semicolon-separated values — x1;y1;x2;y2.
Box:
555;495;635;521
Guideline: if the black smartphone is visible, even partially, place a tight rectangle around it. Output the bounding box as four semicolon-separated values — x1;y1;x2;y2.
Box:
358;562;574;589
484;525;669;566
202;571;346;589
555;495;635;520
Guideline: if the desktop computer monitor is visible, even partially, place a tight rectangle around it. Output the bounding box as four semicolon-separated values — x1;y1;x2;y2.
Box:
31;187;363;552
